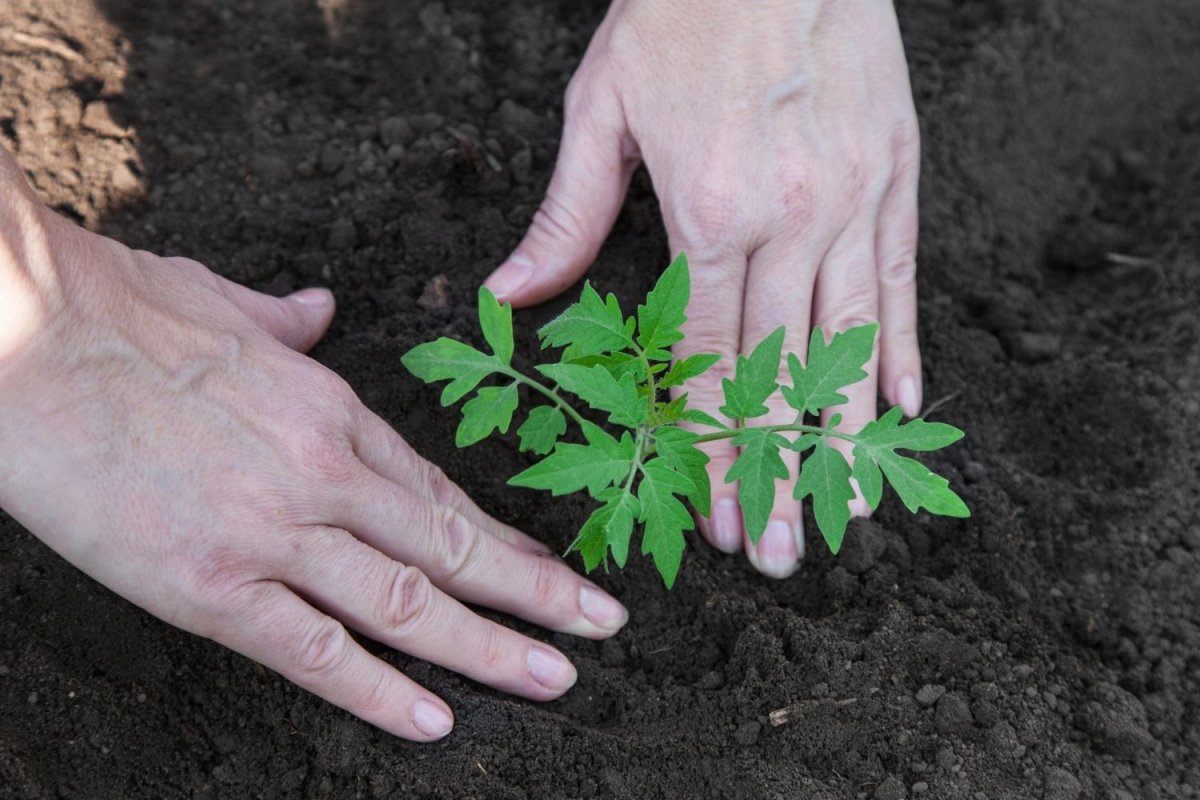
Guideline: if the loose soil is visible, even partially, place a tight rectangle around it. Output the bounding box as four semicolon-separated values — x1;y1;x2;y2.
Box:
2;1;1199;798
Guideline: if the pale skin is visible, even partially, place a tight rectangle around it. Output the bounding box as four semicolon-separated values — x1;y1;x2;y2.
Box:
0;0;919;741
486;0;922;579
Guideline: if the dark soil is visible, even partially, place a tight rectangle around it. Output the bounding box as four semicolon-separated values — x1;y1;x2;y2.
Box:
2;1;1199;798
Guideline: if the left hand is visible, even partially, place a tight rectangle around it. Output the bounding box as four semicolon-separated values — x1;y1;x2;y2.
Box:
484;0;923;579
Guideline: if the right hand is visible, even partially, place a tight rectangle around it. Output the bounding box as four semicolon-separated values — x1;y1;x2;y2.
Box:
0;169;628;742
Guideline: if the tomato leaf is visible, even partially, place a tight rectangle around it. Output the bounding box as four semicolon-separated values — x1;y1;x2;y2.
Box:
719;327;785;421
509;421;635;498
726;427;790;544
637;458;695;589
636;252;690;361
793;439;855;553
782;324;877;417
401;338;501;405
537;363;647;428
539;282;635;359
516;405;566;455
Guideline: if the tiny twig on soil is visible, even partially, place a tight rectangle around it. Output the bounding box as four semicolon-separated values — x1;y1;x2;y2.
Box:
769;697;859;727
920;390;961;420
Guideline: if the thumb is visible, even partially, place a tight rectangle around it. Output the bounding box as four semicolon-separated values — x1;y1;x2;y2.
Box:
220;279;336;353
484;80;638;307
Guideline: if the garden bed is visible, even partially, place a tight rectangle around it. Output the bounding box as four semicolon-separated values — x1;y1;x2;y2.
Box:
1;1;1198;798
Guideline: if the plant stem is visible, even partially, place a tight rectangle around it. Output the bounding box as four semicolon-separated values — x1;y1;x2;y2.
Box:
622;429;646;493
502;369;589;430
691;423;862;446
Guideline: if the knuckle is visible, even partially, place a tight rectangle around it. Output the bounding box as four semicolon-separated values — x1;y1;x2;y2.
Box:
431;507;480;583
822;308;879;336
186;546;253;604
475;625;509;675
300;430;360;487
293;617;350;679
424;463;459;510
529;557;566;610
352;665;393;718
379;565;433;637
530;191;593;249
879;254;918;288
889;117;922;163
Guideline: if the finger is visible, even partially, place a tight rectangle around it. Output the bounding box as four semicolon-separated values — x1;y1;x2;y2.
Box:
812;220;882;518
737;234;822;579
664;241;747;555
220;278;335;353
875;138;922;417
330;460;628;639
483;78;639;307
283;528;581;701
218;580;454;741
352;410;553;556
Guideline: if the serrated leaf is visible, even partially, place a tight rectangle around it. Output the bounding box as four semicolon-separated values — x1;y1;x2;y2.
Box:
725;428;790;544
852;406;969;517
782;324;877;417
719;327;785;421
637;253;690;360
537;363;646;428
677;409;729;430
856;406;965;451
401;338;502;405
516;405;566;455
538;282;635;359
875;452;970;517
456;383;520;447
653;427;712;517
638;458;695;589
659;352;720;389
793;440;855;553
509;421;634;498
478;287;513;365
572;489;640;572
852;452;884;511
567;351;646;383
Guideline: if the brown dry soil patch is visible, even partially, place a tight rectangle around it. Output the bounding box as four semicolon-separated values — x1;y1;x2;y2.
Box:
2;1;1200;798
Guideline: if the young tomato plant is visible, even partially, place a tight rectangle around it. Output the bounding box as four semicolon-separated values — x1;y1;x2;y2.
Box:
403;254;968;588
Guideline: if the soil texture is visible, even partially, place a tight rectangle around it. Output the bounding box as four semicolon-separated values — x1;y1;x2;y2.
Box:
2;1;1199;798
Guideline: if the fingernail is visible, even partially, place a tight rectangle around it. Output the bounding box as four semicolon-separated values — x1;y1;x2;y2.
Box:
579;584;628;631
794;519;806;559
412;698;453;739
757;520;799;579
898;375;920;417
484;257;533;301
712;499;743;553
288;287;333;307
527;647;578;693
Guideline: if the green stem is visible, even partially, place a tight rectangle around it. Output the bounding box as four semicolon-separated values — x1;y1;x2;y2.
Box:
502;369;589;430
691;423;862;446
641;422;861;457
622;429;646;492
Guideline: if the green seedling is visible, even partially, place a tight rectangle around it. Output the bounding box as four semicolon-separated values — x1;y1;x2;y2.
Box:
403;254;969;588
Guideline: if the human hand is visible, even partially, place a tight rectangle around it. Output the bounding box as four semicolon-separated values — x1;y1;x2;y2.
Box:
483;0;922;578
0;166;628;742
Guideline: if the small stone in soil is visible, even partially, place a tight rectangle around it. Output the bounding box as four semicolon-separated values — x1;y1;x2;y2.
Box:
935;693;973;735
1011;332;1062;363
418;274;452;311
873;775;906;800
962;460;987;482
1042;766;1081;800
916;684;946;707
